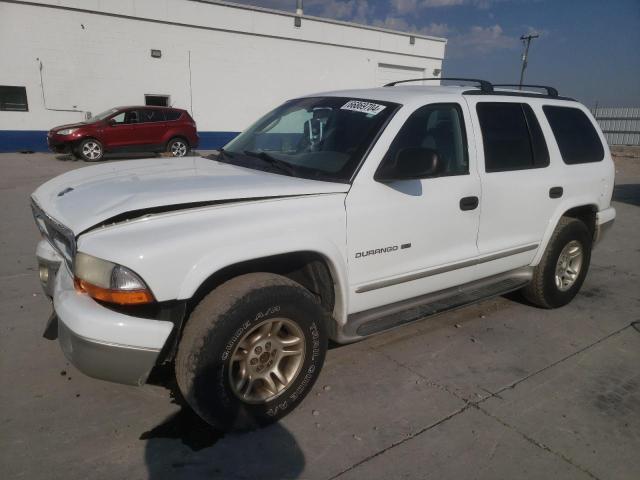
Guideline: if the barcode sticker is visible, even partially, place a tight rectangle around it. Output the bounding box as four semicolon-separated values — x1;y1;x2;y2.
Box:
341;100;386;115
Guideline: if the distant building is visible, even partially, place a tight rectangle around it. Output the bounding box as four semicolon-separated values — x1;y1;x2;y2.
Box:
0;0;446;152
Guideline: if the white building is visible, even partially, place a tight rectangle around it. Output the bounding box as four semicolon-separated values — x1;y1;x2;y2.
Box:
0;0;446;152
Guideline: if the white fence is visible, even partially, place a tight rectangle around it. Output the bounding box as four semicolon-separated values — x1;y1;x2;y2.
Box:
592;107;640;146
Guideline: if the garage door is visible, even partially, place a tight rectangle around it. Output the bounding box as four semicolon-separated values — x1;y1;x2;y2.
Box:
377;63;426;86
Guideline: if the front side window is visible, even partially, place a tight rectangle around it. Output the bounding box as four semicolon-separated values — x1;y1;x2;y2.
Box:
89;108;118;122
220;97;399;183
543;106;604;164
379;103;469;178
0;86;28;111
477;102;549;172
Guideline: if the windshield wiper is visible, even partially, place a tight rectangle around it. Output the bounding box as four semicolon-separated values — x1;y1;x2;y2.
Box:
206;148;234;161
243;150;296;176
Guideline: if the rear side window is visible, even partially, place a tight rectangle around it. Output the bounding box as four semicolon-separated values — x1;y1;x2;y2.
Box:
139;109;165;123
477;103;549;172
165;110;183;121
543;106;604;164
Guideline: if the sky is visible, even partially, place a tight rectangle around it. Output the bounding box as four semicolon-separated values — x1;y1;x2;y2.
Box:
231;0;640;107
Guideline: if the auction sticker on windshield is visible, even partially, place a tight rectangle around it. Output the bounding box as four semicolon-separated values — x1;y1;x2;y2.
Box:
341;100;386;115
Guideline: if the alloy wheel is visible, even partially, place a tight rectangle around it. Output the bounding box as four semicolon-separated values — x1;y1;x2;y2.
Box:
82;141;102;160
554;240;583;291
228;318;306;404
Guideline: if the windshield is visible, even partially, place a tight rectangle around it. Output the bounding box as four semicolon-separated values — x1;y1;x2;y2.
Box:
88;108;119;122
219;97;399;183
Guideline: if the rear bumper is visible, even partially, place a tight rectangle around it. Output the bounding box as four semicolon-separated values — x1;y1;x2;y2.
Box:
51;262;174;386
595;207;616;244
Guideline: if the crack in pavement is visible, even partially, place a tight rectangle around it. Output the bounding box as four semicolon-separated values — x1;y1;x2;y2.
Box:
487;323;633;398
473;404;601;480
329;323;635;479
327;403;472;480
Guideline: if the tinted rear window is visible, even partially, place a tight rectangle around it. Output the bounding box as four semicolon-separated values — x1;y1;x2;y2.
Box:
165;110;183;121
477;102;549;172
543;106;604;164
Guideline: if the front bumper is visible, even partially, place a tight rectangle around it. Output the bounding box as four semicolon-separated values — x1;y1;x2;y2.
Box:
42;244;174;386
47;133;73;153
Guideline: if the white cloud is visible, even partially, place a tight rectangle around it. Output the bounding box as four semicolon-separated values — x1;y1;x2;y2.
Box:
391;0;514;15
448;24;519;55
374;16;451;37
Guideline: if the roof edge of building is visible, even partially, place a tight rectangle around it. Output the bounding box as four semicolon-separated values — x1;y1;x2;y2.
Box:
191;0;448;43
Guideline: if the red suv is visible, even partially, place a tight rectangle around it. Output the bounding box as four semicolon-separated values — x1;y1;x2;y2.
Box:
47;106;199;161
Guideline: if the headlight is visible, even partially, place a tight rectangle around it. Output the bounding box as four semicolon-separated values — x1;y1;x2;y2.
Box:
58;128;79;135
73;252;155;305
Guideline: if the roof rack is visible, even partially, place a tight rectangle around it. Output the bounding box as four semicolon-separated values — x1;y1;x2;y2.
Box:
383;77;494;93
493;84;559;97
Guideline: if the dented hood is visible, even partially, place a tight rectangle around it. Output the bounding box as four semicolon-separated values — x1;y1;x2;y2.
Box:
31;156;349;234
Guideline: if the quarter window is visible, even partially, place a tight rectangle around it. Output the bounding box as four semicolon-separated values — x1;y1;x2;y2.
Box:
477;102;549;172
165;109;183;121
381;103;469;178
543;106;604;164
0;86;28;111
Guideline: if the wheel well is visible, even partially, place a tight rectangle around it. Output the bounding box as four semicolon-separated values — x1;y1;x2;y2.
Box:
167;136;189;148
562;205;597;238
154;252;337;367
189;251;336;316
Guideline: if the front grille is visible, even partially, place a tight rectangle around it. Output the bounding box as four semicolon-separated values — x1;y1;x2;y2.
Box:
31;198;76;269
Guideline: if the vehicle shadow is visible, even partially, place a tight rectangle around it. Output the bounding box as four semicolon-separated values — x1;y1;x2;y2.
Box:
613;183;640;206
143;366;306;479
55;154;79;161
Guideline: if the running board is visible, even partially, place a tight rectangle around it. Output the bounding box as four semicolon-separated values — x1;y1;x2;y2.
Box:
342;268;533;340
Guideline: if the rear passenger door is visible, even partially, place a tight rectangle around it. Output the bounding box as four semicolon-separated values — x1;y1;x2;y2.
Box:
136;108;167;149
467;100;560;274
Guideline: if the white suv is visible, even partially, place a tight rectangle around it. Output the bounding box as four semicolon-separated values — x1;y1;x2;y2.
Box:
32;80;615;431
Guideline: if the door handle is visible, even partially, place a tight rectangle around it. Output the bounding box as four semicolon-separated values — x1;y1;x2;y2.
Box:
549;186;563;199
460;196;479;211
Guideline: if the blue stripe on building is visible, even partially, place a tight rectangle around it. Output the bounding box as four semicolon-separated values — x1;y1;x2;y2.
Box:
0;130;239;153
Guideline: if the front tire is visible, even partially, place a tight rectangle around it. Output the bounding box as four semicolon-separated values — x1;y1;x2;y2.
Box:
175;273;328;432
77;139;103;162
522;217;592;308
167;137;189;157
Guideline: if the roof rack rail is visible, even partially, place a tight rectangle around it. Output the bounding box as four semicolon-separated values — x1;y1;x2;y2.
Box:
383;77;494;93
493;84;558;97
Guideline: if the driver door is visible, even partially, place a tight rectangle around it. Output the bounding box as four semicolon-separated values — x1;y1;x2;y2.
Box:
101;109;141;150
345;102;482;314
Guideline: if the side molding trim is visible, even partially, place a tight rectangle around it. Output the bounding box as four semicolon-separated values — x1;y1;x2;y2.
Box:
355;243;538;293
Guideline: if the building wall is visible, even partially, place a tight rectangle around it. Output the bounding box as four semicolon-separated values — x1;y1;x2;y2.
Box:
0;0;446;151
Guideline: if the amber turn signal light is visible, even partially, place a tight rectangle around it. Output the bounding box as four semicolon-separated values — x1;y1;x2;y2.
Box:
74;277;155;305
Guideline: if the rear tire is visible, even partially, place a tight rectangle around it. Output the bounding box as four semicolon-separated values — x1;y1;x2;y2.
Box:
522;217;592;308
175;273;328;432
167;137;189;157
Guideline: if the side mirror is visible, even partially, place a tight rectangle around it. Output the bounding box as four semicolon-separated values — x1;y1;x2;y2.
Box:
376;147;442;181
107;118;116;126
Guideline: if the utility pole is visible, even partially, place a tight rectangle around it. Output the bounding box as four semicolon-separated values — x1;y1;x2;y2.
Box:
519;33;539;88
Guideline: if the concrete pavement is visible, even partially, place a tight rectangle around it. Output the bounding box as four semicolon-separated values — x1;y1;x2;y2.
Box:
0;151;638;480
